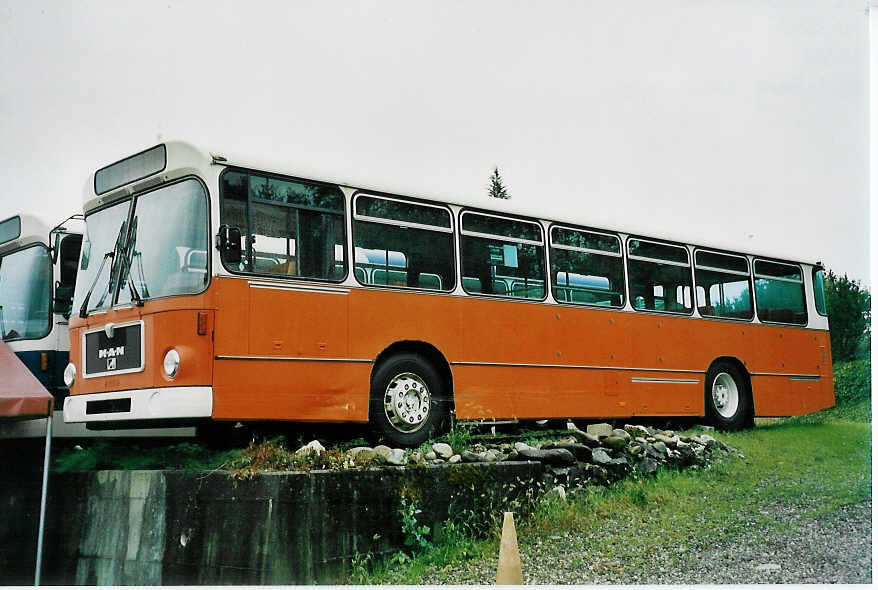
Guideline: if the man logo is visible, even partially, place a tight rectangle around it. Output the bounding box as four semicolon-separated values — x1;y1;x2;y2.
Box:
107;358;117;370
98;346;125;359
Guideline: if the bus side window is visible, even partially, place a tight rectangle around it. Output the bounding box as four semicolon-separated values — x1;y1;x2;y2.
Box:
219;171;346;282
460;212;545;300
54;234;82;318
353;195;455;292
627;239;692;314
549;226;624;307
754;259;807;325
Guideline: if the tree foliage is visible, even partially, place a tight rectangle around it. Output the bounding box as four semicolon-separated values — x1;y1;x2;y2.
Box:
488;167;511;200
824;270;870;362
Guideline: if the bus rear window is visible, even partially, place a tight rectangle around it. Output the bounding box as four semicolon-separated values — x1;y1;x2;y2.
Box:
813;268;827;316
753;259;806;325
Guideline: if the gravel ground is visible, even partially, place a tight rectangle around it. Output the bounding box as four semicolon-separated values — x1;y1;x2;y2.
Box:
418;499;872;584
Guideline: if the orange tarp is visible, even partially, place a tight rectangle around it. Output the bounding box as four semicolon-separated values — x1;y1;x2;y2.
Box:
0;341;52;419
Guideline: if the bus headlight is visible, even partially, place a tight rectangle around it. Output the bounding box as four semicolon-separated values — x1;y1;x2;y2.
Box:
163;349;180;379
63;362;76;387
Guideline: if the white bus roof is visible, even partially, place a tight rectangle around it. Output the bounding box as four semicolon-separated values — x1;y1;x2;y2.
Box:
0;214;83;257
84;140;822;267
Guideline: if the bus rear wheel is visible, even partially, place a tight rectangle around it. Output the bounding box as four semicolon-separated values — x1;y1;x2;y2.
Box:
705;361;753;430
370;353;447;447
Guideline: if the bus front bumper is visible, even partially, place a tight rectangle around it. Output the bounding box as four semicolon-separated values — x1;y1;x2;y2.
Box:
63;386;213;423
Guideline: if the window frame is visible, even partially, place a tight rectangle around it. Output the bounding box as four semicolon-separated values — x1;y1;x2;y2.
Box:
693;248;754;322
548;223;625;309
351;191;457;293
626;236;694;316
0;242;53;342
752;258;808;326
218;167;348;284
458;209;547;302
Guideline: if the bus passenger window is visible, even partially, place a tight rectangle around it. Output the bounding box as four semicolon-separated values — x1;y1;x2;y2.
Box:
694;250;753;320
353;195;455;291
550;227;624;307
460;212;545;300
219;170;346;281
754;259;807;325
627;239;692;314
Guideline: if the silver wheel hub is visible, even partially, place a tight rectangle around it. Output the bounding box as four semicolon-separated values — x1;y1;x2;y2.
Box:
711;372;740;419
383;372;431;433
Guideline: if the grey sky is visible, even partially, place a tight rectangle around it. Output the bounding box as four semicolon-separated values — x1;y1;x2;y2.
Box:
0;0;869;283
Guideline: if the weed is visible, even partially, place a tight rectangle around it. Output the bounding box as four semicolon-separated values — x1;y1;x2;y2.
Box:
399;497;431;550
349;551;372;584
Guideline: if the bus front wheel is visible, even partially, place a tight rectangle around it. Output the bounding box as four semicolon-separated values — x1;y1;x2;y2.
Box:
705;361;753;430
370;353;447;447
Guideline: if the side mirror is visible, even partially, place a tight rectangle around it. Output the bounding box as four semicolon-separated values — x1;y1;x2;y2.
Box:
216;225;243;265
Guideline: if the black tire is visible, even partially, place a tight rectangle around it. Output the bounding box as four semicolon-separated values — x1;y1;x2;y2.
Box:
705;361;754;430
369;353;448;447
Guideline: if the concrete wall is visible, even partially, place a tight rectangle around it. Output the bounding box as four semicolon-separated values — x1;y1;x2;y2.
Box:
1;462;541;585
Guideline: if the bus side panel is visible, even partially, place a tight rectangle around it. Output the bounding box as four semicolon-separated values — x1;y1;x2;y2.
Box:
348;289;462;363
212;359;370;421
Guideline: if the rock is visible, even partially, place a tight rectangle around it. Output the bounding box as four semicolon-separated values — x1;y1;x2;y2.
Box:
569;429;601;447
545;442;592;462
410;452;426;465
628;444;643;456
583;464;609;484
448;454;461;464
591;448;613;465
295;440;326;457
517;447;577;466
694;424;716;432
347;447;377;464
432;442;454;459
484;449;502;462
603;435;627;451
654;433;679;447
634;436;648;446
460;450;484;463
608;457;630;473
424;450;437;461
637;457;658;475
514;442;537;453
695;434;717;448
373;445;393;463
586;423;614;438
431;458;444;464
386;448;407;466
651;441;669;456
611;428;631;442
624;424;651;438
755;563;781;572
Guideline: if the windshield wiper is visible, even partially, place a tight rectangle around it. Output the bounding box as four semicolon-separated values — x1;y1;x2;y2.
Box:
78;250;115;318
127;273;144;307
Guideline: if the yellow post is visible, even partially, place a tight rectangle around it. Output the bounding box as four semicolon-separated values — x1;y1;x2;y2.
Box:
496;511;523;584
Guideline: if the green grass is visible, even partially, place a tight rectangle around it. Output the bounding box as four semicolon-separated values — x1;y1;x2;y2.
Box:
361;360;872;583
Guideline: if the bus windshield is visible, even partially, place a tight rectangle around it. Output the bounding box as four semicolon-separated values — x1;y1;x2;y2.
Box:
0;245;51;341
72;178;209;315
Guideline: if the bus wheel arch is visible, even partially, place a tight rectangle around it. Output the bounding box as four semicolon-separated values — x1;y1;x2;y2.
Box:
704;357;754;430
369;341;454;447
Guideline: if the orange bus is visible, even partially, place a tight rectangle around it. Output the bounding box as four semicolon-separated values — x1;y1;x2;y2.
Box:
63;141;834;446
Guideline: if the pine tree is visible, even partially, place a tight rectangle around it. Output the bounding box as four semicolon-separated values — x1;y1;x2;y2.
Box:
488;167;511;199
